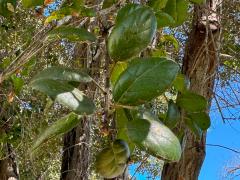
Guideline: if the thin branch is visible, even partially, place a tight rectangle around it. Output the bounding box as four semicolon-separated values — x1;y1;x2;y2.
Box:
206;144;240;154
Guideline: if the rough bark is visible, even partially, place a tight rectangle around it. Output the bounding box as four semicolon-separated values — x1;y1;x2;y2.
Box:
0;144;19;180
60;38;101;180
162;1;221;180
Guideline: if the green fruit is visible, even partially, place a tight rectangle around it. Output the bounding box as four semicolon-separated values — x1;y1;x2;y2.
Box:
95;139;130;178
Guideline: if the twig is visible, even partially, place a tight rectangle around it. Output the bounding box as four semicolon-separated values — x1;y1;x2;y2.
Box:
206;143;240;154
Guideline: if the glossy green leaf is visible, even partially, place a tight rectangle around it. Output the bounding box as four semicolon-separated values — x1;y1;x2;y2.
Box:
31;113;80;152
177;91;208;112
165;100;180;128
110;62;128;87
22;0;44;8
108;4;157;61
115;109;135;153
0;0;16;17
113;57;179;105
148;0;168;10
46;26;96;42
184;117;202;138
173;73;190;92
188;112;210;130
127;111;181;161
30;79;95;115
96;139;130;178
163;0;188;26
155;11;175;28
31;66;92;83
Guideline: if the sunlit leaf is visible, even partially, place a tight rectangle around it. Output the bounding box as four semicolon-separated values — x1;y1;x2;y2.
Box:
108;4;157;61
113;57;179;105
31;66;92;83
127;111;182;161
30;79;95;115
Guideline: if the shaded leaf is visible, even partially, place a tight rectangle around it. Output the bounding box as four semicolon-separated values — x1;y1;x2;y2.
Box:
31;113;80;152
177;91;208;112
163;0;188;26
115;109;135;153
108;4;157;61
127;111;182;161
155;11;175;28
188;112;210;130
165;100;180;128
30;79;95;115
96;139;130;178
148;0;168;10
46;26;96;42
11;75;24;95
184;117;202;138
31;66;92;83
113;57;179;105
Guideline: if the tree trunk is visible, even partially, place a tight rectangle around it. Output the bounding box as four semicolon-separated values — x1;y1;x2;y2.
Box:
0;144;19;180
162;1;221;179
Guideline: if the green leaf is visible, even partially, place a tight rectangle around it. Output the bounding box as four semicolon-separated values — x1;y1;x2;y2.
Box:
165;100;180;128
102;0;117;9
155;11;175;28
108;4;157;61
31;113;80;152
127;111;181;161
22;0;44;8
46;26;96;42
115;109;135;153
188;112;210;130
163;0;188;26
30;79;95;115
161;35;179;50
113;57;179;106
184;117;202;138
148;0;168;11
177;91;208;112
11;75;24;95
110;62;128;87
95;139;130;178
172;73;190;92
0;0;16;17
31;66;92;83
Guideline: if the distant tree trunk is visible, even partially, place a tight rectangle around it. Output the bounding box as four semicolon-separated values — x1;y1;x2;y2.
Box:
162;1;221;180
0;144;19;180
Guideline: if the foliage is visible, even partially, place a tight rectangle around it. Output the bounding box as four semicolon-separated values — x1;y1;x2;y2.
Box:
0;0;218;179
